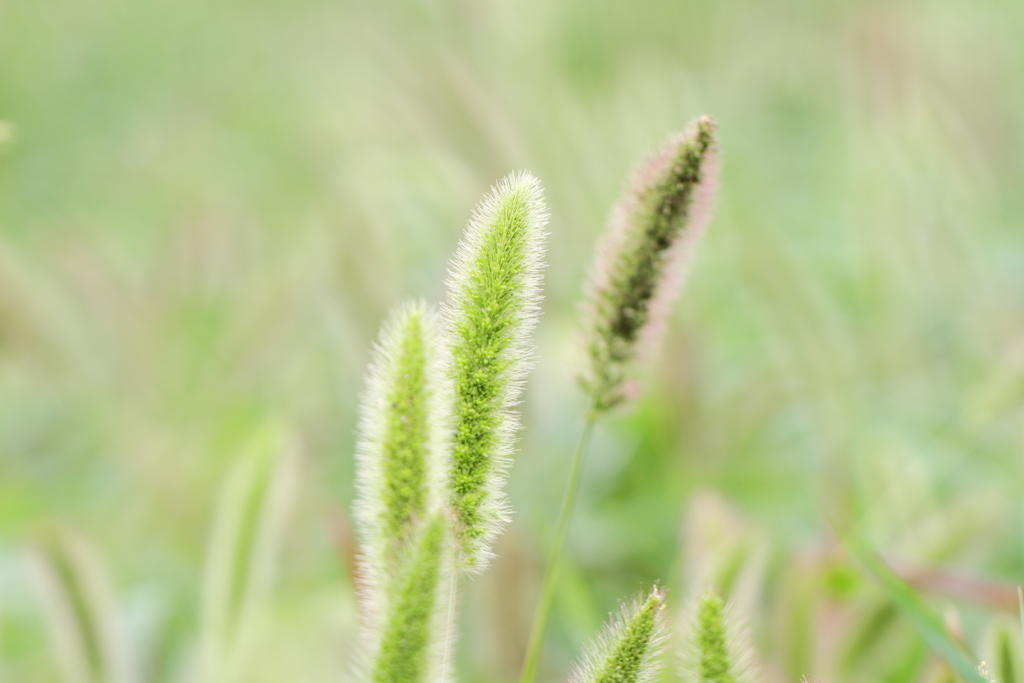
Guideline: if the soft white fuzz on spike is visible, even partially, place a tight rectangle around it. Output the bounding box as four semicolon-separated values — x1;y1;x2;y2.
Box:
568;586;669;683
678;590;757;683
442;171;548;571
352;302;452;680
580;116;718;415
367;515;455;683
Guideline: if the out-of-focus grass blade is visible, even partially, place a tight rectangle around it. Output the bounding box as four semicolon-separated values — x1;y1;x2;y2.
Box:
982;617;1022;683
199;424;300;683
842;532;986;683
27;527;138;683
841;600;898;670
1018;586;1023;660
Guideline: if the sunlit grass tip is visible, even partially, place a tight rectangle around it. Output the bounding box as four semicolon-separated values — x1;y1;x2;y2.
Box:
678;589;756;683
579;116;719;414
568;585;669;683
353;301;450;618
442;171;548;570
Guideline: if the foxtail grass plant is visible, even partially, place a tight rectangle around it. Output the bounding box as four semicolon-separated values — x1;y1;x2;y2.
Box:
354;303;448;595
370;515;452;683
579;115;718;415
678;590;751;683
567;586;668;683
520;115;719;683
442;171;548;571
353;303;453;683
26;118;1019;683
352;173;547;683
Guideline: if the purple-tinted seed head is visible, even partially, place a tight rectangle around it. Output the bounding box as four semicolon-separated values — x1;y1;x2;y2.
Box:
580;116;719;414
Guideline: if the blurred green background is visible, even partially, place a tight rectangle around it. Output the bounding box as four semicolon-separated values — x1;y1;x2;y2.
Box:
2;0;1024;681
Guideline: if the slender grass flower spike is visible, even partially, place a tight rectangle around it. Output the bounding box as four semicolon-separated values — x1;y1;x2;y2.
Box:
568;586;669;683
679;590;752;683
354;302;448;585
580;116;718;414
371;514;452;683
442;171;548;570
353;302;453;683
353;173;547;683
521;117;718;683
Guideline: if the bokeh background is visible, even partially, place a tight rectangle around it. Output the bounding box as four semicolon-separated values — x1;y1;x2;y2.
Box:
2;0;1024;681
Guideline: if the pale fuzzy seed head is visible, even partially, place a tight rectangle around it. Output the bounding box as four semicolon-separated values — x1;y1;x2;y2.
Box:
580;116;719;414
373;516;455;683
353;301;450;635
352;514;457;683
569;586;669;683
442;171;548;571
678;589;758;683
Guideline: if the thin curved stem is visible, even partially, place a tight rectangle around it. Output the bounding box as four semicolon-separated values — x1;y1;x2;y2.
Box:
519;417;597;683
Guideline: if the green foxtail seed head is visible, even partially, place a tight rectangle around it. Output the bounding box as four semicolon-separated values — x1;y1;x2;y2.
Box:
442;171;548;570
568;586;669;683
679;590;754;683
354;303;449;625
580;116;718;414
370;515;453;683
